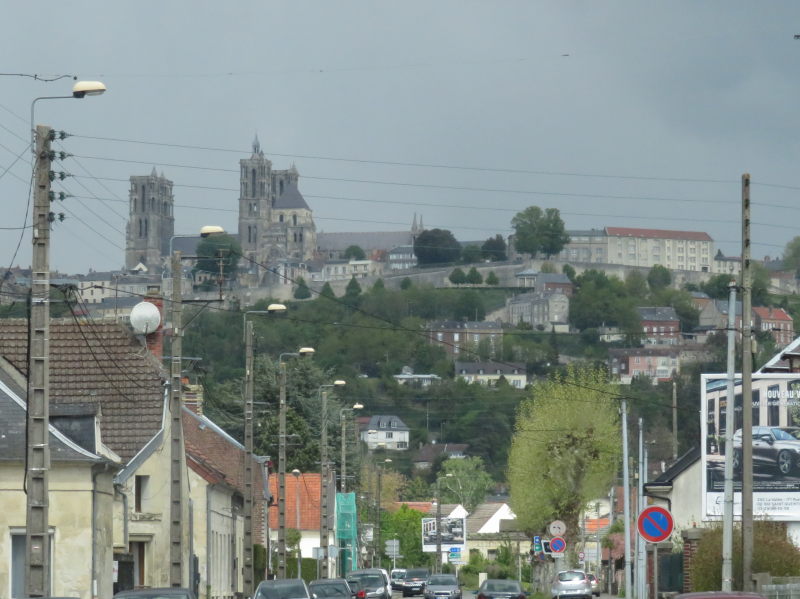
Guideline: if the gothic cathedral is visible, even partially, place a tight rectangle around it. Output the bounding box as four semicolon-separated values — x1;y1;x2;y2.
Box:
125;168;175;271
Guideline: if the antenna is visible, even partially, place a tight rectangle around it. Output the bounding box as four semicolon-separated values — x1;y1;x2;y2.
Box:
129;301;161;335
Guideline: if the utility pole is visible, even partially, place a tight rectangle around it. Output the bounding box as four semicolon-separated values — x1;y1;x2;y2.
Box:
741;173;754;592
672;380;678;461
622;399;633;599
341;415;348;493
436;479;442;573
25;124;53;598
243;321;255;596
278;361;288;579
170;251;184;587
637;419;645;599
721;280;737;592
376;463;383;570
320;390;330;578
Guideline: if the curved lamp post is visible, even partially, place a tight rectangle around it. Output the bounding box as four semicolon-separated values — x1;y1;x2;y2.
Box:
277;347;315;579
318;380;346;578
340;402;364;493
242;304;287;593
26;79;105;599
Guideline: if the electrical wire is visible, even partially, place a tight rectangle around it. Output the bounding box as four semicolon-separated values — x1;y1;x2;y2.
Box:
0;155;35;297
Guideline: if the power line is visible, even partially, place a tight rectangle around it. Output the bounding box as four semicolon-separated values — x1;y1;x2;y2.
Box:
69;133;739;186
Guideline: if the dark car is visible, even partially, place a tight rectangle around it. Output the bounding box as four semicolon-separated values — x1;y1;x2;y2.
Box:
550;570;592;599
732;426;800;475
114;589;196;599
391;569;407;591
256;578;313;599
476;579;525;599
675;594;765;599
311;579;355;599
424;574;461;599
347;570;391;599
402;569;430;597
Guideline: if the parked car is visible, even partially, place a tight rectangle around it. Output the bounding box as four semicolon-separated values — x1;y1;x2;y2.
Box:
391;569;407;591
402;568;430;597
424;574;461;599
586;574;600;597
347;569;392;599
675;594;765;599
732;426;800;475
311;579;355;599
476;578;526;599
550;570;592;599
256;578;313;599
114;589;196;599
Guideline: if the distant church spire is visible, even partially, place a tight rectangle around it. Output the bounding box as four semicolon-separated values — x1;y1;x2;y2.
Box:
412;213;417;231
252;133;261;155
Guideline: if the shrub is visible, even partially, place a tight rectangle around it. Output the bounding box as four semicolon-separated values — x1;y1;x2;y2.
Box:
691;522;800;590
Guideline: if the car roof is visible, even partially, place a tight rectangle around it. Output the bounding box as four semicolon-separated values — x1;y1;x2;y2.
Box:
114;590;195;599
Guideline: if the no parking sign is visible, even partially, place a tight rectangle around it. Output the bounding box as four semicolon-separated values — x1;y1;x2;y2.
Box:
637;506;674;543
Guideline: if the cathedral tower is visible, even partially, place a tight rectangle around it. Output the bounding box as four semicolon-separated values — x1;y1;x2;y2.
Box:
125;169;174;271
238;135;273;264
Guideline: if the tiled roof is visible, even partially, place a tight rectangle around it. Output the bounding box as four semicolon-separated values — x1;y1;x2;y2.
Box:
414;443;469;463
317;231;413;252
390;501;433;514
274;182;310;210
636;306;679;322
752;306;793;322
455;361;525;375
0;319;166;461
0;367;101;463
606;227;713;241
268;472;323;531
366;414;409;431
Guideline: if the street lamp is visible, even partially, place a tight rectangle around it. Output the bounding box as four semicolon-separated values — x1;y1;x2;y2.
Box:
26;79;106;599
243;305;288;594
340;403;364;493
318;380;346;579
376;458;392;569
277;347;315;579
292;469;302;578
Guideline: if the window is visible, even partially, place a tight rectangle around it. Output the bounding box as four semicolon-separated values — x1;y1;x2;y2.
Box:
453;333;460;342
279;214;284;223
135;475;149;512
292;214;298;226
386;432;393;439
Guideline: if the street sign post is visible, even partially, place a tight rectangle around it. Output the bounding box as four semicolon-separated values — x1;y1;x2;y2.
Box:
448;547;464;564
550;537;566;554
533;535;543;553
549;520;567;537
385;539;400;557
579;551;585;562
637;506;674;543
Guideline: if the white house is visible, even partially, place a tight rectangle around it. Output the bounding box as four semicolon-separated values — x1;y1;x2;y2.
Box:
361;415;410;451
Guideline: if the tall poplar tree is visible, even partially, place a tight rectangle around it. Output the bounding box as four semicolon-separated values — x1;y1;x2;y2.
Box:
508;366;621;556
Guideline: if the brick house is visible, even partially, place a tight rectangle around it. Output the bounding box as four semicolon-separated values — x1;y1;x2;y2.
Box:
426;320;503;358
637;306;681;345
752;306;794;348
608;347;680;383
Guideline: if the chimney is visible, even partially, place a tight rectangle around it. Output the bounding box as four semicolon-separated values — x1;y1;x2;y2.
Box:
143;285;164;360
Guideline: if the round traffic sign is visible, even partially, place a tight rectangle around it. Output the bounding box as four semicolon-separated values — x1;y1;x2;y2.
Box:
579;551;585;561
637;506;674;543
549;520;567;536
550;536;566;553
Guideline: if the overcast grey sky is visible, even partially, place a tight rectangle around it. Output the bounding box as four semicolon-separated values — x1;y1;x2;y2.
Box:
2;2;800;274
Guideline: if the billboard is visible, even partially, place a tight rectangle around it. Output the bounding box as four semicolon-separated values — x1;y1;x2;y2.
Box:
701;373;800;521
421;517;466;552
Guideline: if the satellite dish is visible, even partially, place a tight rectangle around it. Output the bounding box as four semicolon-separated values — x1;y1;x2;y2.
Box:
130;301;161;335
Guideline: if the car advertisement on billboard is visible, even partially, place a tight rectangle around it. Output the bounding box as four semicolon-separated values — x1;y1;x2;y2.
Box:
421;517;466;552
701;373;800;520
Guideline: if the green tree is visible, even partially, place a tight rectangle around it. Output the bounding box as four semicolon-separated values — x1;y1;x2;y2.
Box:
414;228;462;265
381;504;432;569
511;206;569;258
485;272;499;286
461;245;482;264
625;270;649;300
481;234;507;261
320;282;336;299
345;276;362;301
194;233;241;280
569;270;640;334
701;274;736;300
294;277;311;299
465;267;483;285
343;245;366;260
783;236;800;274
508;366;621;551
647;264;672;291
562;264;576;283
400;277;413;290
449;268;467;285
540;262;556;273
371;278;385;292
435;457;494;511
